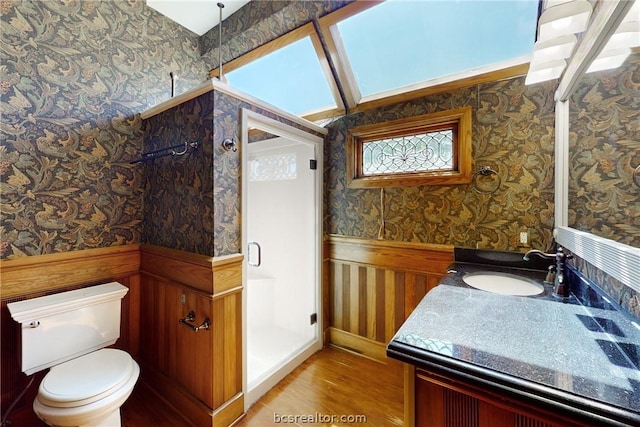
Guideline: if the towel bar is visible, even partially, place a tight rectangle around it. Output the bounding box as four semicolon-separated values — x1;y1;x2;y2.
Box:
179;310;211;332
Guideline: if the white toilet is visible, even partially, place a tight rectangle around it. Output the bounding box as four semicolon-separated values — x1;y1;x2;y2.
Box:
7;282;140;427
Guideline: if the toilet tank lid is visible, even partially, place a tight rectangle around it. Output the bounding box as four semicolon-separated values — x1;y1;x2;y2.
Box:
7;282;128;323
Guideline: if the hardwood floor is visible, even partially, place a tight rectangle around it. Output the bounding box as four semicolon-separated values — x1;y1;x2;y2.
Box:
235;347;404;427
122;346;404;427
120;380;193;426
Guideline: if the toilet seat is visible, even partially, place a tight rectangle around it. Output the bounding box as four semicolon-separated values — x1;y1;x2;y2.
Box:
33;349;139;427
38;349;136;408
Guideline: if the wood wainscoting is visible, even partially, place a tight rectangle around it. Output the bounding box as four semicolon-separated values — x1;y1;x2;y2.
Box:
326;236;454;361
139;244;244;427
0;245;142;426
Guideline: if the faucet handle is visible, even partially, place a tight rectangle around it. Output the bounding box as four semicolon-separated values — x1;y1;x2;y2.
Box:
552;246;572;300
556;246;573;259
544;265;556;285
555;246;573;261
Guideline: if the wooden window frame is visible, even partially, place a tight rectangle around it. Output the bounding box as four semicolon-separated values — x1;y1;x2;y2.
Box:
346;107;472;188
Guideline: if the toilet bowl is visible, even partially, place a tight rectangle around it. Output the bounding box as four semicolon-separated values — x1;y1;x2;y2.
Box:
7;282;139;427
33;349;140;427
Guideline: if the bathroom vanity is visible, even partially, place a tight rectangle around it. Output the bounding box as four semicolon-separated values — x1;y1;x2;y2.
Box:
387;248;640;427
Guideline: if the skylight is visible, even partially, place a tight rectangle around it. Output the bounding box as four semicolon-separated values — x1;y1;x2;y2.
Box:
216;0;540;119
225;36;337;116
336;0;539;98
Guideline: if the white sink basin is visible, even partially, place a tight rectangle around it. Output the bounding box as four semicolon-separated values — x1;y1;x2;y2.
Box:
462;272;544;296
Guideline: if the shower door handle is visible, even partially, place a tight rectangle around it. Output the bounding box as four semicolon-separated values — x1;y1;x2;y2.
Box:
248;241;261;267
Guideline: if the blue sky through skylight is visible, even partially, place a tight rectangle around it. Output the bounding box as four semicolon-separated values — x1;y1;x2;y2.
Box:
226;36;336;116
225;0;539;117
337;0;539;97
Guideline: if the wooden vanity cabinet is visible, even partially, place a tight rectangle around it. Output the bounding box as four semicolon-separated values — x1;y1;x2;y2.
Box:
139;245;243;427
412;367;591;427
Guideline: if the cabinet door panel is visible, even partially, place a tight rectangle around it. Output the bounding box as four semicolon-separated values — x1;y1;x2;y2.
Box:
479;400;514;427
415;370;589;427
416;376;445;426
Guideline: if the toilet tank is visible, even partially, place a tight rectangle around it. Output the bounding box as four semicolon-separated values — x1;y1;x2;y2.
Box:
7;282;129;375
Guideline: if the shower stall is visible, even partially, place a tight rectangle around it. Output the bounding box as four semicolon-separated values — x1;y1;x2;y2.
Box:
241;110;323;409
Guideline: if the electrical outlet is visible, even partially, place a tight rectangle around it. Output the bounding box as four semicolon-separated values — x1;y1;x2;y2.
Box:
519;231;528;246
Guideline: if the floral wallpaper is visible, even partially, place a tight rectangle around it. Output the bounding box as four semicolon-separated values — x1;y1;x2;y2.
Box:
141;92;216;255
325;76;557;252
0;0;209;259
568;52;640;248
0;0;352;260
3;0;636;311
142;88;324;257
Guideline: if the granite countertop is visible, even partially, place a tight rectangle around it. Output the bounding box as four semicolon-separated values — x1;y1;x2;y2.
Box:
387;248;640;426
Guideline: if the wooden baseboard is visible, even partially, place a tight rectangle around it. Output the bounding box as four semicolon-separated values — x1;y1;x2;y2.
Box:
141;361;244;427
141;362;213;426
213;392;245;427
329;327;388;362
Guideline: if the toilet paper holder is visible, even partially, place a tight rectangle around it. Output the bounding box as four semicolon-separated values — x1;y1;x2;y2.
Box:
179;310;211;332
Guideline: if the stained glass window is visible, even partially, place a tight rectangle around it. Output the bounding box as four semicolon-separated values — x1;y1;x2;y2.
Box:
346;107;472;188
362;129;454;176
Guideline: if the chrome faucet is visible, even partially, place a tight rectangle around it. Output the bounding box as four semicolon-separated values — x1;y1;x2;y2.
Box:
523;247;572;300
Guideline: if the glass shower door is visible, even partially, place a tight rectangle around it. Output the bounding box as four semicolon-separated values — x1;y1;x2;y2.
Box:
245;134;319;405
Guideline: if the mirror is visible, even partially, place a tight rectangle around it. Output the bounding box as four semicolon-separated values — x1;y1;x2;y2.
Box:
553;0;640;292
567;51;639;248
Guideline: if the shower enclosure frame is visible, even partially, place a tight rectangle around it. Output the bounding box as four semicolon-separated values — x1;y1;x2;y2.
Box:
239;108;325;411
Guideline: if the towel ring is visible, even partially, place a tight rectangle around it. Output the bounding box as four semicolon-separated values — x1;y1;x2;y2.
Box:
633;165;640;189
472;166;501;195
